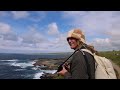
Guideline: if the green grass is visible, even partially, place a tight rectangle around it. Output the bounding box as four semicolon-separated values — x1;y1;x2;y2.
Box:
53;75;64;79
99;51;120;67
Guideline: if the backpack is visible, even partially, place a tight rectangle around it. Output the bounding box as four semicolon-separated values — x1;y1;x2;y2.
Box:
81;49;117;79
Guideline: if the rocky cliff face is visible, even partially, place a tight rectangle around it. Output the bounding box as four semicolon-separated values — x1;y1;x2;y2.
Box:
33;58;66;70
33;58;66;79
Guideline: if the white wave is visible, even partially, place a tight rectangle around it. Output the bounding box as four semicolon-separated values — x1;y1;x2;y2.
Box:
0;59;18;62
31;65;45;70
29;61;36;65
32;67;39;70
33;70;57;79
9;61;35;68
14;69;25;71
41;70;57;74
33;72;44;79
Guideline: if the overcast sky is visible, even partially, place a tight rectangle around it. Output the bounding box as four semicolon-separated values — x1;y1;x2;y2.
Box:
0;11;120;53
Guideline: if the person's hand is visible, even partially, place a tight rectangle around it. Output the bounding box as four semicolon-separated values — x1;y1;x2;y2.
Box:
57;66;68;76
64;62;70;71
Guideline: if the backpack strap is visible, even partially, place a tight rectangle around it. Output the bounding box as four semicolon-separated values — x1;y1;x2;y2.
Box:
81;49;98;68
81;49;94;55
79;49;91;79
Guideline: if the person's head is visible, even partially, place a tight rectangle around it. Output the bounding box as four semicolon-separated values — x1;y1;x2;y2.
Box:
67;29;86;50
67;28;99;55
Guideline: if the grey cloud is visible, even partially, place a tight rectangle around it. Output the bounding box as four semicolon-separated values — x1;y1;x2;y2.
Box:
110;40;120;50
3;33;18;41
47;22;60;37
106;30;120;50
22;36;45;44
11;11;29;19
21;27;47;44
0;22;19;41
29;11;46;22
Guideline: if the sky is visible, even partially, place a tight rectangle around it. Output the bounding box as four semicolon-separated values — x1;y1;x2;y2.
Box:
0;11;120;53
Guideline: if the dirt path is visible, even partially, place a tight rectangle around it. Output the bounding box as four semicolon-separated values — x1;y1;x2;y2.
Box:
111;61;120;79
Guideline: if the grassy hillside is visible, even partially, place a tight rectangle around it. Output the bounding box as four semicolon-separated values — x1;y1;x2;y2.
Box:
99;51;120;66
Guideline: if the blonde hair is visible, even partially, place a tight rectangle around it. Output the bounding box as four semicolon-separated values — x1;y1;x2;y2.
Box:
84;44;99;55
77;40;99;55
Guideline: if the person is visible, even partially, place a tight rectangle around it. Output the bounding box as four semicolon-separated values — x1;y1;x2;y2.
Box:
57;28;97;79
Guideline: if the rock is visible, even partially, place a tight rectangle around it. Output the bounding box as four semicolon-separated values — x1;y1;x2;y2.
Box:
33;58;66;70
33;58;67;79
40;73;58;79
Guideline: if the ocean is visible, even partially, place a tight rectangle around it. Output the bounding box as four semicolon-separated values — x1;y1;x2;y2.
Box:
0;53;69;79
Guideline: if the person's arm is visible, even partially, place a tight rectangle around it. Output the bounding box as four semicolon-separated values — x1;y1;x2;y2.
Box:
64;51;89;79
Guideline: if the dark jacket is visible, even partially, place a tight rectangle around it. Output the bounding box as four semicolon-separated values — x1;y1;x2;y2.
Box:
64;47;95;79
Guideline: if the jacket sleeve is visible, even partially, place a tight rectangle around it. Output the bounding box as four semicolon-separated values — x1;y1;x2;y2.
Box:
64;51;89;79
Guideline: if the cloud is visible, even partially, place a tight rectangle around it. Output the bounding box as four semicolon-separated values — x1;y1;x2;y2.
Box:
44;22;72;52
90;37;120;51
0;12;72;53
31;23;71;52
0;11;9;17
10;11;46;23
107;27;120;37
0;21;72;53
46;32;72;52
3;33;18;41
0;22;18;41
21;26;47;44
91;38;111;50
29;11;46;22
47;22;60;36
0;22;11;34
11;11;29;19
106;30;120;50
62;11;120;34
0;39;20;48
111;40;120;50
20;23;71;53
0;35;47;53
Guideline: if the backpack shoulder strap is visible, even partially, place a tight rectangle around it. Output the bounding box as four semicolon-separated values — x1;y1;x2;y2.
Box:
79;49;91;79
81;49;94;55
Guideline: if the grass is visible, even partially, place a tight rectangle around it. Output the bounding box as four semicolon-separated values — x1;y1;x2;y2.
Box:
99;51;120;67
53;75;64;79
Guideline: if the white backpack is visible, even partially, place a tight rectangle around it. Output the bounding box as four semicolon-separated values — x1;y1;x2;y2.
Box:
81;49;117;79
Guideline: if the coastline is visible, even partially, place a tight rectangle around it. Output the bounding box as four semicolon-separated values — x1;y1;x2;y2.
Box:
33;58;66;70
33;58;66;79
